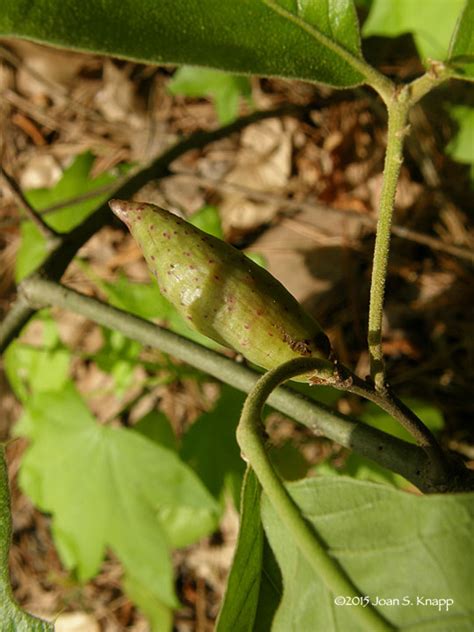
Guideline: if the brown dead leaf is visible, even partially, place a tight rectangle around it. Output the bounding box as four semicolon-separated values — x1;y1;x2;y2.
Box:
355;169;423;212
10;40;86;101
220;118;294;232
250;207;364;306
19;154;62;190
94;60;143;127
55;612;100;632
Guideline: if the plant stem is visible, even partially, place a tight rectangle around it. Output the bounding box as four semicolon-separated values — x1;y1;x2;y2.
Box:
327;365;448;483
19;275;458;492
20;276;474;492
407;62;451;106
367;65;452;391
237;358;395;632
368;98;410;391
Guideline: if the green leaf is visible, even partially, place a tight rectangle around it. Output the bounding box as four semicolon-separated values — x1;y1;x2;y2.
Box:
448;0;474;80
268;440;310;481
314;453;409;489
4;313;71;401
100;273;173;321
26;152;117;231
189;205;224;239
245;252;267;269
363;0;466;62
0;446;54;631
15;152;119;281
123;574;173;632
169;67;252;124
181;386;246;504
446;106;474;171
15;221;50;284
262;477;474;630
94;327;142;394
0;0;365;88
17;384;220;607
216;468;263;631
134;410;178;452
4;343;70;402
361;398;444;444
253;536;283;631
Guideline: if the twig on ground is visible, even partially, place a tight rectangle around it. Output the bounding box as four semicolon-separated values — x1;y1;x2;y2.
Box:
1;167;60;242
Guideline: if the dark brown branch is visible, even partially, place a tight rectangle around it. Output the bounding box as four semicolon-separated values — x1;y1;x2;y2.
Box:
2;139;471;264
1;167;60;242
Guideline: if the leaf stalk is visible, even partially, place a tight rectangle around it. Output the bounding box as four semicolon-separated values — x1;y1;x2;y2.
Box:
236;358;395;632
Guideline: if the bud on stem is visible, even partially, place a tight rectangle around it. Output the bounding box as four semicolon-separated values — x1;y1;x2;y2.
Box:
109;199;331;381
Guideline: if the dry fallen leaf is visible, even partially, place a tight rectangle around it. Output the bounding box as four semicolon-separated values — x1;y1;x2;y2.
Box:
55;612;101;632
220;118;294;232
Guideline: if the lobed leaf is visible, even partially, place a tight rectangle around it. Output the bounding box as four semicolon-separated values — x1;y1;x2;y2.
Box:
123;574;173;632
17;384;220;607
181;386;246;505
4;312;71;401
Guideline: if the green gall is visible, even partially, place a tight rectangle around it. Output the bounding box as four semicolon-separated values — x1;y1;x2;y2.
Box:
109;199;331;381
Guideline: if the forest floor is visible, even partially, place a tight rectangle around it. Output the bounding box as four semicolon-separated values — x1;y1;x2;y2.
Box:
0;38;473;631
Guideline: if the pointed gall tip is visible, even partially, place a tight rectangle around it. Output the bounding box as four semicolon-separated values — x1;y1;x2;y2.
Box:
109;198;132;223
